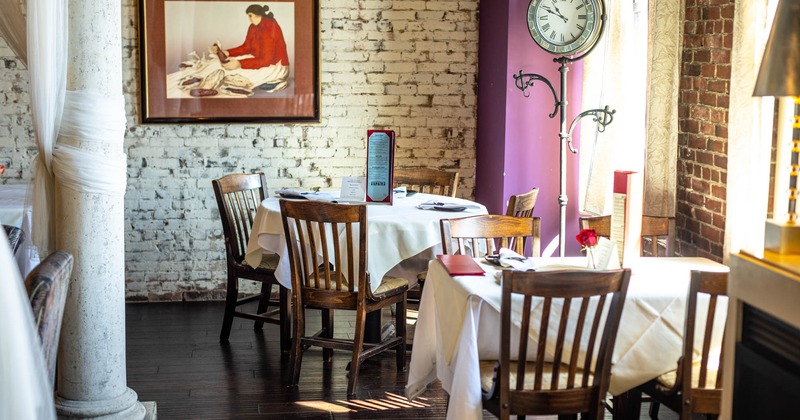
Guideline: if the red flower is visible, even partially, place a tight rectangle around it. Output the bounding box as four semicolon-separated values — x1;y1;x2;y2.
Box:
576;229;598;248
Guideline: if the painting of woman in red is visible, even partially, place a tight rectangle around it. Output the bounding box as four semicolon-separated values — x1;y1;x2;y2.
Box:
212;4;290;92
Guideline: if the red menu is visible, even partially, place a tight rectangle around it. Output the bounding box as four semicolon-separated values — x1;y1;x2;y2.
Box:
437;254;485;276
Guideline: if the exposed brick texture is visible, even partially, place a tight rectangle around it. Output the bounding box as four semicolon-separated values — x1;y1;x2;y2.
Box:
675;0;734;262
0;0;479;300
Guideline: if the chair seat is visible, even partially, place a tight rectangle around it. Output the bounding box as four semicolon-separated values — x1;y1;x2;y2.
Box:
373;275;408;298
479;360;594;393
416;270;427;282
653;360;720;390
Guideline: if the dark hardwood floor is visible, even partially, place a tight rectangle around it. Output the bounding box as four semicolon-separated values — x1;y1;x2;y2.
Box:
125;301;673;419
125;301;455;419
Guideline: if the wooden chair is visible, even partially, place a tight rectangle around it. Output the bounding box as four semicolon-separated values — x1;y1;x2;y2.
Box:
212;173;290;351
25;250;73;387
279;199;408;397
394;167;458;303
482;268;631;419
621;270;728;419
440;214;541;258
578;215;676;256
506;187;539;218
393;167;459;197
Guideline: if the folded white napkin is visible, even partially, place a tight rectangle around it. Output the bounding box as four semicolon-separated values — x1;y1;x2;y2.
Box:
497;248;538;271
591;237;621;269
393;186;407;198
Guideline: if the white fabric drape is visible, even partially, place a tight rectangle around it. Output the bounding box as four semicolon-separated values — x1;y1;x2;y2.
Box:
643;0;685;217
724;0;777;258
0;0;27;64
0;230;55;419
579;0;648;215
26;0;68;261
53;91;128;196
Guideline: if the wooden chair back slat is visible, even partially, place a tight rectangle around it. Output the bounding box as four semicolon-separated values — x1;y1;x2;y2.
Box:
506;188;539;218
490;269;631;419
441;215;541;258
212;173;269;261
394;167;459;197
551;297;572;389
568;298;591;388
579;214;676;257
517;295;533;391
584;293;607;389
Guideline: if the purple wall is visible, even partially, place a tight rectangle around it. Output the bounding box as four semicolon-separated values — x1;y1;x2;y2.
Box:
476;0;584;256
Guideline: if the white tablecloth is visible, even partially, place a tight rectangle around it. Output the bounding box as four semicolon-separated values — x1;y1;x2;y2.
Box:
405;256;729;420
243;193;488;292
0;184;37;276
0;184;29;228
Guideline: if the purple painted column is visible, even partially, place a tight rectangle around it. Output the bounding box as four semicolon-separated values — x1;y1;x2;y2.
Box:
476;0;584;256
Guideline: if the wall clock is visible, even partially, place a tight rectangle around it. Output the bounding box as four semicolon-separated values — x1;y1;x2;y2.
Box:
527;0;604;57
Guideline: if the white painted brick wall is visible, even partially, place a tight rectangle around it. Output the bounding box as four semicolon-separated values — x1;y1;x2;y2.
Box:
0;0;479;301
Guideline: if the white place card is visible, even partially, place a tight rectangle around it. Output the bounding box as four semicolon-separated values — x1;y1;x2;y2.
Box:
340;176;366;201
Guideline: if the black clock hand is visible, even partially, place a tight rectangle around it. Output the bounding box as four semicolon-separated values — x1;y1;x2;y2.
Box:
541;5;568;23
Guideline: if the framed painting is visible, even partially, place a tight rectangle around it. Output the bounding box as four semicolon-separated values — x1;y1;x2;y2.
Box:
139;0;319;123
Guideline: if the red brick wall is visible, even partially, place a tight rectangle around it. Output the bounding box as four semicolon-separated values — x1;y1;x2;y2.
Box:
675;0;735;261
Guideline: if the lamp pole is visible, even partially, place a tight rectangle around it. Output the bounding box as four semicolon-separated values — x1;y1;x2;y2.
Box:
514;57;615;257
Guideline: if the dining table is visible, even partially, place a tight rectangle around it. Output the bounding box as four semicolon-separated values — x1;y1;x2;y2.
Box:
244;192;488;290
405;255;729;420
243;192;488;340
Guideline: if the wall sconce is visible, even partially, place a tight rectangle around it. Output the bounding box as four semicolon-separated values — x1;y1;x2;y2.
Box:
753;0;800;254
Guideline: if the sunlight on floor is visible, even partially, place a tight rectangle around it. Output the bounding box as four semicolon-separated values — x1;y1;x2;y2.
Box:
295;392;432;413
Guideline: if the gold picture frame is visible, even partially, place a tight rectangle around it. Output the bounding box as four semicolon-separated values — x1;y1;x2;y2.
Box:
139;0;319;123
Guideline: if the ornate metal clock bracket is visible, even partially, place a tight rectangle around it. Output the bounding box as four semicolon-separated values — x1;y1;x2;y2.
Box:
513;56;616;256
566;106;616;153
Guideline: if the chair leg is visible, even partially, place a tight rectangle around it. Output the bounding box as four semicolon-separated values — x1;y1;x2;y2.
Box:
289;303;305;386
322;308;334;362
395;297;407;372
613;390;643;420
649;401;660;419
348;305;367;397
279;285;291;354
219;272;238;342
254;282;272;330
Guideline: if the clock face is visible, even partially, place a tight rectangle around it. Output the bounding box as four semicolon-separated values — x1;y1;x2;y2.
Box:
527;0;603;56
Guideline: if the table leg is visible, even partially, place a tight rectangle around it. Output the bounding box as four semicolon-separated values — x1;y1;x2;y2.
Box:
364;311;381;343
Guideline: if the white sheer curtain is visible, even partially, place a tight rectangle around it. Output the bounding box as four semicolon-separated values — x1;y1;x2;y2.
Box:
0;230;54;419
643;0;685;217
0;0;26;64
724;0;777;258
579;0;648;215
0;0;66;418
26;0;68;262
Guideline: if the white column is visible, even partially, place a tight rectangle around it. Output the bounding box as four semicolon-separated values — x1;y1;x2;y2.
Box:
53;0;146;418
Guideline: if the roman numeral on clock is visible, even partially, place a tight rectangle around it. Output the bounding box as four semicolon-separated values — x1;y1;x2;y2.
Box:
542;23;551;32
